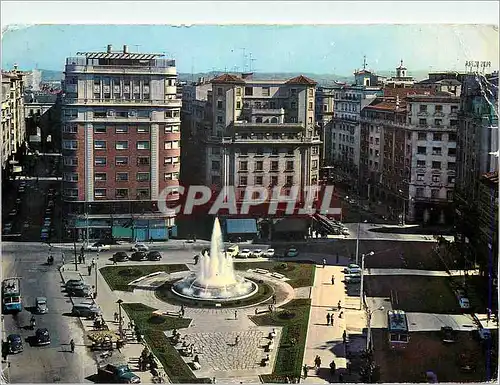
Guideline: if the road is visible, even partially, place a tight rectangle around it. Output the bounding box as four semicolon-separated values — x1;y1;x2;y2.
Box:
2;242;96;383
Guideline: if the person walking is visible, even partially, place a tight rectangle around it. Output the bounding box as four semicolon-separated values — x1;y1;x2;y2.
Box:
91;258;96;268
314;355;322;373
234;310;238;320
326;313;331;325
330;316;334;326
337;301;341;311
70;339;75;353
302;364;308;379
329;360;336;376
322;258;326;268
331;275;335;285
114;312;119;322
61;253;65;265
87;265;92;276
235;335;240;346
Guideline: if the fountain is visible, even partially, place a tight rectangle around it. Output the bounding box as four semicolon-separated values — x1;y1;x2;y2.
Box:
171;218;258;302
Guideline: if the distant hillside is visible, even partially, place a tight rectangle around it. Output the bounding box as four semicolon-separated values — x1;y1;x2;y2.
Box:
40;69;64;82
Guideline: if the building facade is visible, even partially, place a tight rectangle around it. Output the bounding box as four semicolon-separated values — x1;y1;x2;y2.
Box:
61;45;181;241
1;67;26;176
384;61;415;88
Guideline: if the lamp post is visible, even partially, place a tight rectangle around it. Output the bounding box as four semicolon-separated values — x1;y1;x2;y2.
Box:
398;189;405;226
366;306;384;351
94;251;99;298
359;251;374;310
73;227;78;271
116;299;124;338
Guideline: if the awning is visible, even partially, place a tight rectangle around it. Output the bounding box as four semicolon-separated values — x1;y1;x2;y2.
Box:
273;218;308;233
225;219;258;234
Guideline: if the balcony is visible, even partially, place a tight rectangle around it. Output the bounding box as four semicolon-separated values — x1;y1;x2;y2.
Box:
433;111;444;117
245;107;285;116
222;135;321;144
65;57;176;74
232;121;304;130
63;98;181;107
417;111;428;116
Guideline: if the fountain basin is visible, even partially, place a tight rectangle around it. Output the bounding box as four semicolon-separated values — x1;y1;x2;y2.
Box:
171;273;259;302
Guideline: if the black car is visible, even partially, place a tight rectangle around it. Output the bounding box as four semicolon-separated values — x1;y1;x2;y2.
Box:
113;251;129;262
131;251;148;261
7;334;23;353
35;328;51;346
440;326;456;343
69;286;91;297
147;251;162;261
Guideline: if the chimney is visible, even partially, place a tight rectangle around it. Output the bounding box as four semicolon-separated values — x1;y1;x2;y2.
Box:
107;45;112;53
123;45;129;54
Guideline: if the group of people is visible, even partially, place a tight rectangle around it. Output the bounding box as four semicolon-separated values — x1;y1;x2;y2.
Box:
138;348;158;372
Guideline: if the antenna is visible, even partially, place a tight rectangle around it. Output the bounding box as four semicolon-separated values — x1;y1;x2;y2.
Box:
250;55;257;72
134;44;141;52
239;48;247;72
363;55;367;70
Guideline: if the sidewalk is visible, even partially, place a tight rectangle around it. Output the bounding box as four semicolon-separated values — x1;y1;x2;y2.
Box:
301;264;367;383
59;263;163;383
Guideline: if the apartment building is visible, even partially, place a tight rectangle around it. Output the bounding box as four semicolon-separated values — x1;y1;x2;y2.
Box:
199;74;321;203
61;45;181;241
384;60;415;88
1;67;26;176
455;71;498;271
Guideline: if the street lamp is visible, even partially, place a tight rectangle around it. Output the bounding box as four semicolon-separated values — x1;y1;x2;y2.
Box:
359;251;375;310
398;189;405;227
116;299;124;338
366;306;384;351
94;251;99;299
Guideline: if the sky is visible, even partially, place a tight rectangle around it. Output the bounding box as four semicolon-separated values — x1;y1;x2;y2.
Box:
1;24;499;75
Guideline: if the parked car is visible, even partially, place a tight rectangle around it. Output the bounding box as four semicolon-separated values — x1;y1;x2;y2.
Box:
477;328;492;341
65;279;84;289
238;249;251;258
72;303;101;318
458;297;471;310
440;326;456;343
86;242;111;252
113;252;129;262
35;297;48;314
344;264;361;274
97;363;141;384
8;209;17;217
285;248;299;257
131;243;149;252
266;248;275;258
345;273;362;284
131;251;148;261
147;251;162;261
341;228;350;236
7;334;23;354
35;328;51;346
226;245;239;257
68;286;91;297
252;249;263;258
3;223;13;234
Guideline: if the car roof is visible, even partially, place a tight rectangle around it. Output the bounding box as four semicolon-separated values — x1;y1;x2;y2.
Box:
8;334;21;340
36;297;47;301
36;328;49;334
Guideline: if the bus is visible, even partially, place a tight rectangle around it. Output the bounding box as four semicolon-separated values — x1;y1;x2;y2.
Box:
387;309;409;349
2;278;22;313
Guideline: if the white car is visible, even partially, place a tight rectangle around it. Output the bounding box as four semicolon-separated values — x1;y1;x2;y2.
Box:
252;249;263;258
86;242;111;252
131;243;149;252
266;248;275;257
459;297;470;310
238;249;251;258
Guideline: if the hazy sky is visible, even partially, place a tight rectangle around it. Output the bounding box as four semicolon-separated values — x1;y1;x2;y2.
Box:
2;24;498;75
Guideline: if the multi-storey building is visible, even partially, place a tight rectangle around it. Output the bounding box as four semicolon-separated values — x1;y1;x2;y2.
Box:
1;66;26;176
204;74;321;203
24;69;42;91
455;71;499;273
360;90;460;224
384;60;415;88
61;45;181;241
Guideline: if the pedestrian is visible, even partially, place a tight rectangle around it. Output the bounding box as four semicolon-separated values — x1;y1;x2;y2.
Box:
78;255;82;264
322;258;326;268
82;254;86;263
88;265;92;276
234;310;238;320
331;275;335;285
339;311;343;319
272;294;276;304
330;316;334;326
70;339;75;353
114;312;119;322
337;301;341;311
336;253;339;264
235;335;240;346
342;330;347;344
347;361;352;375
303;364;308;379
314;355;322;372
62;253;65;265
91;258;96;268
212;377;216;384
487;308;492;322
113;256;117;265
326;313;331;325
329;360;336;376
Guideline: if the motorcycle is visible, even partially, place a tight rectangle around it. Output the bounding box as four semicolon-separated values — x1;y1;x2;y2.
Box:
47;255;54;265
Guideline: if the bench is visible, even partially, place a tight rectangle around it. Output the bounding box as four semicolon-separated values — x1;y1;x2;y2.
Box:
271;273;285;279
192;361;201;370
255;269;270;275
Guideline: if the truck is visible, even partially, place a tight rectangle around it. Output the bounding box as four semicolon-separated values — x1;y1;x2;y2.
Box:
2;277;22;313
97;363;141;383
226;244;239;257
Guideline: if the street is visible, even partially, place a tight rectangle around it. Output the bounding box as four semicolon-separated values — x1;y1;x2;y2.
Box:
2;242;96;383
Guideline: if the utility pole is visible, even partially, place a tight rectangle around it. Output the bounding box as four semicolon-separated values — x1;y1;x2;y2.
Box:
73;228;78;271
117;299;124;338
94;251;99;298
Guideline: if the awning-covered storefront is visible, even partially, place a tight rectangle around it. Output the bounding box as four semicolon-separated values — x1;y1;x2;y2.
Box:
225;219;258;234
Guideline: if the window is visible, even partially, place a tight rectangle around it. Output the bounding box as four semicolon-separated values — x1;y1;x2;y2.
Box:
447;190;453;200
417;174;425;181
137;126;149;133
137;156;150;166
115;126;128;134
417;146;427;155
312;160;318;169
290;88;297;95
164;156;179;164
312;147;319;155
450;120;458;127
308;101;313;111
432;147;442;155
137;110;150;118
217;100;223;109
244;87;253;96
63;140;78;150
63;124;78;134
435;105;443;112
217;87;223;96
286;161;294;171
271;148;279;156
432;161;441;169
94;110;107;118
63;157;78;166
94;125;106;134
270;175;278;186
448;176;455;184
419;105;427;112
164;125;179;133
137;189;150;199
451;106;458;113
254;161;263;171
419;119;427;126
239;161;248;171
95;157;107;166
114;189;128;198
448;133;457;141
164;141;179;150
308;88;314;97
433;133;442;141
137;141;150;150
217;116;223;123
432;175;440;182
116;172;129;181
434;119;442;126
236;88;241;96
64;109;78;118
164;172;179;181
239;175;248;186
137;172;150;182
94;141;106;150
448;148;456;156
375;138;380;145
115;141;128;150
431;189;439;199
236;101;241;109
94;189;107;198
211;160;220;171
212;147;221;155
262;87;270;96
417;160;426;168
255;175;263;185
94;173;107;182
64;189;78;198
271;161;279;171
115;156;129;166
416;188;425;197
63;173;79;182
286;175;294;186
291;102;297;109
447;162;456;171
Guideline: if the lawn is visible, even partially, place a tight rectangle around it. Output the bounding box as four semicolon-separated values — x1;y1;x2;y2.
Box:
100;264;189;291
250;299;312;383
364;276;462;314
121;303;211;383
234;261;315;288
371;329;490;382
